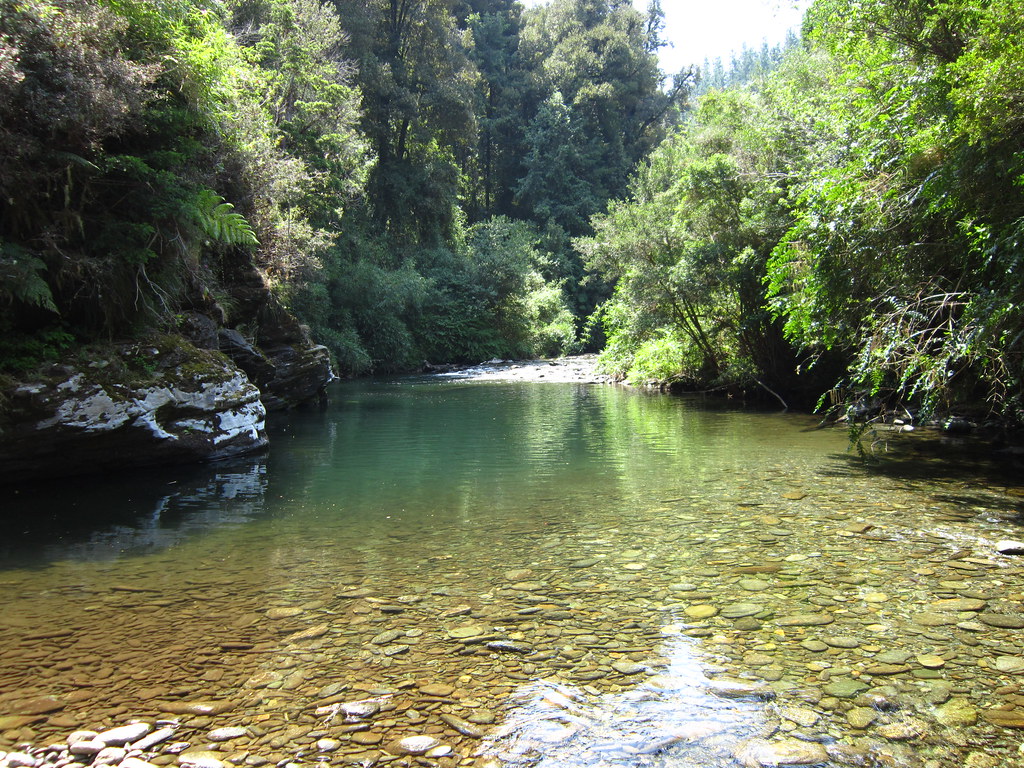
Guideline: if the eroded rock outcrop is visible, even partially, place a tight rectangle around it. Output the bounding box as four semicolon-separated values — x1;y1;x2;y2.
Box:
214;249;332;410
0;248;335;483
0;338;267;483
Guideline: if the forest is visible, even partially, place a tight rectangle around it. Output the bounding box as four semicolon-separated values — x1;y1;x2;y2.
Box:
2;0;1023;426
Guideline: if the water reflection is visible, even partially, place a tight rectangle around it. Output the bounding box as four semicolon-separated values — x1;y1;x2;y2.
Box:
262;380;836;533
0;379;835;570
482;625;770;768
0;458;269;567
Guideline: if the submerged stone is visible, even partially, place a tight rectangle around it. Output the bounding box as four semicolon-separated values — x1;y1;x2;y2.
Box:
846;708;877;729
823;636;861;648
823;679;869;698
178;750;226;768
439;714;486;738
418;683;455;697
733;738;828;767
979;614;1024;629
341;700;381;718
486;640;532;653
285;623;329;642
207;727;248;742
448;625;486;639
739;579;770;591
983;710;1024;728
720;602;765;619
684;604;718;619
265;607;303;619
930;598;986;612
800;640;828;652
11;697;65;715
706;679;775;700
993;656;1024;674
936;699;978;727
158;700;233;716
776;613;834;627
779;707;820;727
389;735;441;755
96;722;152;746
876;718;928;741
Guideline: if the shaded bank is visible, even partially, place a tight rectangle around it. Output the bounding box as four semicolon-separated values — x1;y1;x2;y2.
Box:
0;258;331;485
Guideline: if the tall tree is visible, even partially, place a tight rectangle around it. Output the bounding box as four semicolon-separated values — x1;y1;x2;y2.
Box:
224;0;368;286
332;0;478;246
464;0;530;219
517;0;680;235
579;84;803;390
767;0;1024;421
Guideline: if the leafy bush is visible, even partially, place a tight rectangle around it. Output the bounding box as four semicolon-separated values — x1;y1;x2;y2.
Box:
524;278;578;358
0;324;74;373
415;217;578;364
580;86;797;392
626;332;693;385
765;0;1024;421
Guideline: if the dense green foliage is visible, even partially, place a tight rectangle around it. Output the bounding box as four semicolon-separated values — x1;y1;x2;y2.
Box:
769;0;1024;422
579;86;799;390
1;0;681;376
581;0;1024;424
4;0;1022;426
0;0;366;371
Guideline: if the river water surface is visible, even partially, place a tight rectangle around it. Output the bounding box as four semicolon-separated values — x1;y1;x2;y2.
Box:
2;375;1024;768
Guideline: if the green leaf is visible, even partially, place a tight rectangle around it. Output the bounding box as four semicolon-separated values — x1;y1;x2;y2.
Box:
0;242;58;313
194;189;259;247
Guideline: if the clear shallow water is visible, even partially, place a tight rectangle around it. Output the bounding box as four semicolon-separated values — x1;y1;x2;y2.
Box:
1;378;1024;768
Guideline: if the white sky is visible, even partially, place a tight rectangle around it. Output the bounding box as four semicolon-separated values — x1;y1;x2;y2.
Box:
518;0;810;74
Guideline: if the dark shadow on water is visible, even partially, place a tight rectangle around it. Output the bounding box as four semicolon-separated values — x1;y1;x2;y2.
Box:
0;454;271;570
818;428;1024;525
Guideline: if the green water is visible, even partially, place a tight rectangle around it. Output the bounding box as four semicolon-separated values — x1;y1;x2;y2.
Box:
1;378;1023;768
265;379;838;527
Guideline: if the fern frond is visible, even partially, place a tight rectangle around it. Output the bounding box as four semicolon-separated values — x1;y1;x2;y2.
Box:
0;242;58;313
194;189;259;247
51;151;100;172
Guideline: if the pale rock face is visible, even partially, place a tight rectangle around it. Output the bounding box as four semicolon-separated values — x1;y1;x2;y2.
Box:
31;372;266;451
0;340;269;482
35;370;264;443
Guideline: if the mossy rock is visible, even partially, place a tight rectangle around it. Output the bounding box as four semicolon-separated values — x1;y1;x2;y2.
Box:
0;334;267;483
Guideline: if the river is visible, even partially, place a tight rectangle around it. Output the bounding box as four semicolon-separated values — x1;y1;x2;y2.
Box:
1;372;1023;768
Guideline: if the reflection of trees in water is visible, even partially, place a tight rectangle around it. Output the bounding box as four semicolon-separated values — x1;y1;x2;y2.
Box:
276;381;828;516
0;458;269;567
249;380;848;583
0;380;846;571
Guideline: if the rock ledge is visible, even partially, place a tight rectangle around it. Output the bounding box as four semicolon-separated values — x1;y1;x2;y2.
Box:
0;338;268;483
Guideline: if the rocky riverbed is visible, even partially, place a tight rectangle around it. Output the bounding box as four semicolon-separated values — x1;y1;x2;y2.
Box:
3;385;1024;768
433;356;613;384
